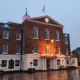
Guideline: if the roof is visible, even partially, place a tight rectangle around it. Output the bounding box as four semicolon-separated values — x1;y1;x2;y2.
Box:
22;15;64;27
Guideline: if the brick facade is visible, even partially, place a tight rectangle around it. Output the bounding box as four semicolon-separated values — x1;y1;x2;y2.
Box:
0;16;70;56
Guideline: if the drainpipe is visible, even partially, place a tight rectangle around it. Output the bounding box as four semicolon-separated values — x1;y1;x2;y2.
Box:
20;30;23;71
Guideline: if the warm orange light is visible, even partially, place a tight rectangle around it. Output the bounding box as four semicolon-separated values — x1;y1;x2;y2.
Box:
51;39;54;43
41;53;54;56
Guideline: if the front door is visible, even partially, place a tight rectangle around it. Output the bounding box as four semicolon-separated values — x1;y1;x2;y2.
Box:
46;59;50;70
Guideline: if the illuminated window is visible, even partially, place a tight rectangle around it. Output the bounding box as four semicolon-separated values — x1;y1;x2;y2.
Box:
56;47;60;54
33;59;38;66
16;33;21;40
2;44;8;54
44;29;49;39
56;30;59;41
16;45;21;54
33;45;38;53
45;45;50;53
3;31;9;39
33;27;38;39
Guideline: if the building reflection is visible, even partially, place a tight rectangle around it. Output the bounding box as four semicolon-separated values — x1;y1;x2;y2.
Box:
0;69;80;80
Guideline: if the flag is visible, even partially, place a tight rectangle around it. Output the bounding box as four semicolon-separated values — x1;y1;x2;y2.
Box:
42;6;45;12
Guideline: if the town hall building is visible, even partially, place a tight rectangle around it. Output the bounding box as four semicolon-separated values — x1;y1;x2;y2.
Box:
0;11;78;72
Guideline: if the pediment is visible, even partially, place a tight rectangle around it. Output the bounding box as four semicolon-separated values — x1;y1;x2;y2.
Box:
30;15;63;27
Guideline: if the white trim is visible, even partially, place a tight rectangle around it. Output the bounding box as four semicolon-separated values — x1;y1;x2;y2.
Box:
16;53;20;55
2;44;8;54
44;29;49;39
33;27;38;39
16;33;21;40
56;30;59;41
3;31;9;39
45;39;50;40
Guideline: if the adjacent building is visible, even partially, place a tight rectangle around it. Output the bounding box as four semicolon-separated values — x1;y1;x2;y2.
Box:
0;11;78;71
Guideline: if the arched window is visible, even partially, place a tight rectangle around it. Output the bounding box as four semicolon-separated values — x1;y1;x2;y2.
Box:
33;27;38;39
56;30;59;41
44;29;49;39
8;59;14;69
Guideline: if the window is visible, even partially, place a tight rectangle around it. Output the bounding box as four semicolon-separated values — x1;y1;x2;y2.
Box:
15;60;20;67
3;31;9;39
2;44;8;54
2;60;7;67
8;59;14;69
16;45;21;54
72;60;75;63
66;48;69;55
44;29;49;39
56;30;59;41
33;59;38;66
45;45;50;53
33;27;38;39
56;47;60;54
33;45;38;53
57;59;60;65
16;33;21;40
64;34;68;44
66;60;69;64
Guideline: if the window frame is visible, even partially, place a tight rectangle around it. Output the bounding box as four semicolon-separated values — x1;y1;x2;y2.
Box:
33;27;38;39
16;33;21;40
44;29;49;40
56;30;59;41
1;60;7;67
15;60;20;67
33;59;38;66
3;31;9;39
56;47;60;54
57;59;60;65
45;45;50;54
16;45;21;54
2;44;8;54
33;45;38;53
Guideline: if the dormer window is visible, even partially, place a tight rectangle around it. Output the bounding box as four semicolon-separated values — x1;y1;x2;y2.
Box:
56;30;59;41
33;27;38;39
44;29;49;40
3;31;9;39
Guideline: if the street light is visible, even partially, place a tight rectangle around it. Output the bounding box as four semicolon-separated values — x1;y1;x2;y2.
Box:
51;39;54;43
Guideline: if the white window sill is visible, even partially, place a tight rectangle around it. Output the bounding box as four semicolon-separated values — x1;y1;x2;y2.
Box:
33;53;38;54
3;38;9;39
16;39;21;40
33;37;38;39
16;53;20;55
45;39;50;40
56;40;60;41
2;53;8;55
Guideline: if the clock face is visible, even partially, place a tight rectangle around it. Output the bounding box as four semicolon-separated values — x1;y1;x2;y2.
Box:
45;18;49;23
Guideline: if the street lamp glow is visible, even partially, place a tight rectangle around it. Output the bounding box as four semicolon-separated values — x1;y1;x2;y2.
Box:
51;39;54;43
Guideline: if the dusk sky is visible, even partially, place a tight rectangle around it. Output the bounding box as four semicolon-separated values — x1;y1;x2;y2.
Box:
0;0;80;51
